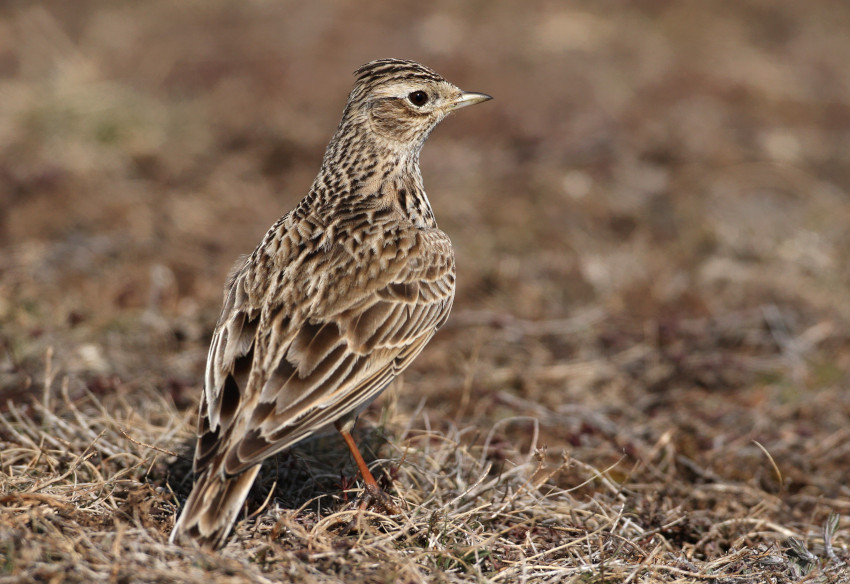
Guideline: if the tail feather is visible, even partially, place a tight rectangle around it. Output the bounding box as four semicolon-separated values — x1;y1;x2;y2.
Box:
170;464;261;549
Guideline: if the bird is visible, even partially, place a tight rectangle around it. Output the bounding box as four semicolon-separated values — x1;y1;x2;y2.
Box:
170;58;491;548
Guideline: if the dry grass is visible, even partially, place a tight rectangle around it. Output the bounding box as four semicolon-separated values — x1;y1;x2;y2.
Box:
3;1;850;582
1;364;845;583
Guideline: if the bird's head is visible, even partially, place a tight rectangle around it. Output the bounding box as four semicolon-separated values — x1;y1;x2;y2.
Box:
341;58;492;152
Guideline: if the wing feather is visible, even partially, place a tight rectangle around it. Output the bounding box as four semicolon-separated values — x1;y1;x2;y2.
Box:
195;221;455;477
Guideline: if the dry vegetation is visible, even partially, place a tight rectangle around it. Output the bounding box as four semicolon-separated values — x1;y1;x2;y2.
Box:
2;1;850;582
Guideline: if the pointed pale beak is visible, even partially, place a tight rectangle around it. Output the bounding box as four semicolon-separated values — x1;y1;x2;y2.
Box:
450;91;493;110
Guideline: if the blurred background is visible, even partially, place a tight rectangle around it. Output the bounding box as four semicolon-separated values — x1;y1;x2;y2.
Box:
1;0;849;507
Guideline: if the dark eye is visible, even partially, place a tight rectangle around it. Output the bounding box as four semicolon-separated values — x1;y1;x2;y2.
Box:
408;91;429;107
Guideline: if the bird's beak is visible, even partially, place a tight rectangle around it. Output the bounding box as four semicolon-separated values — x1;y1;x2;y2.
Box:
450;91;493;110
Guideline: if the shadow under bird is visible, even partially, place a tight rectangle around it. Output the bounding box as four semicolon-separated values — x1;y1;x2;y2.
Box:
170;58;491;548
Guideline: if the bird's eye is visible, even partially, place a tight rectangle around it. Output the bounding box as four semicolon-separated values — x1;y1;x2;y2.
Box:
408;91;429;107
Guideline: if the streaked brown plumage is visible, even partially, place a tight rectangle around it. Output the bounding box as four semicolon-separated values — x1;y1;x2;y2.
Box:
170;59;491;548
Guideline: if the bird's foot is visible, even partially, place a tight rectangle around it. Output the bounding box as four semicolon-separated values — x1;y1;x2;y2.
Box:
359;481;402;515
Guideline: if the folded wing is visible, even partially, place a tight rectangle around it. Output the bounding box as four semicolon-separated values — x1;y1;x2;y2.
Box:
194;223;455;477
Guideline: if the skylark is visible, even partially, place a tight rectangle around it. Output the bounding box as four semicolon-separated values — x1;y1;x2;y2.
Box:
170;58;491;548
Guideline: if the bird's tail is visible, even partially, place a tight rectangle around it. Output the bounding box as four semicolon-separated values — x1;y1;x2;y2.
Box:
169;464;261;549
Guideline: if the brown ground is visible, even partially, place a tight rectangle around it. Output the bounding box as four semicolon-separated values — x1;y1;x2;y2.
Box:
1;1;849;582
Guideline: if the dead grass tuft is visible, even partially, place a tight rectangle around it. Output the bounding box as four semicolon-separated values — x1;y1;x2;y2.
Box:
1;362;847;582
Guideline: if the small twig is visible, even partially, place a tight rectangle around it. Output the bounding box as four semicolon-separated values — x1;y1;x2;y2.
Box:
0;492;73;511
246;480;278;524
42;346;55;413
567;456;628;498
120;429;189;461
28;429;106;494
823;512;840;564
753;440;783;488
623;541;663;584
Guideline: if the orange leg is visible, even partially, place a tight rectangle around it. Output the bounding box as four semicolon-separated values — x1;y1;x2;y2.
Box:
338;427;379;489
336;425;401;514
